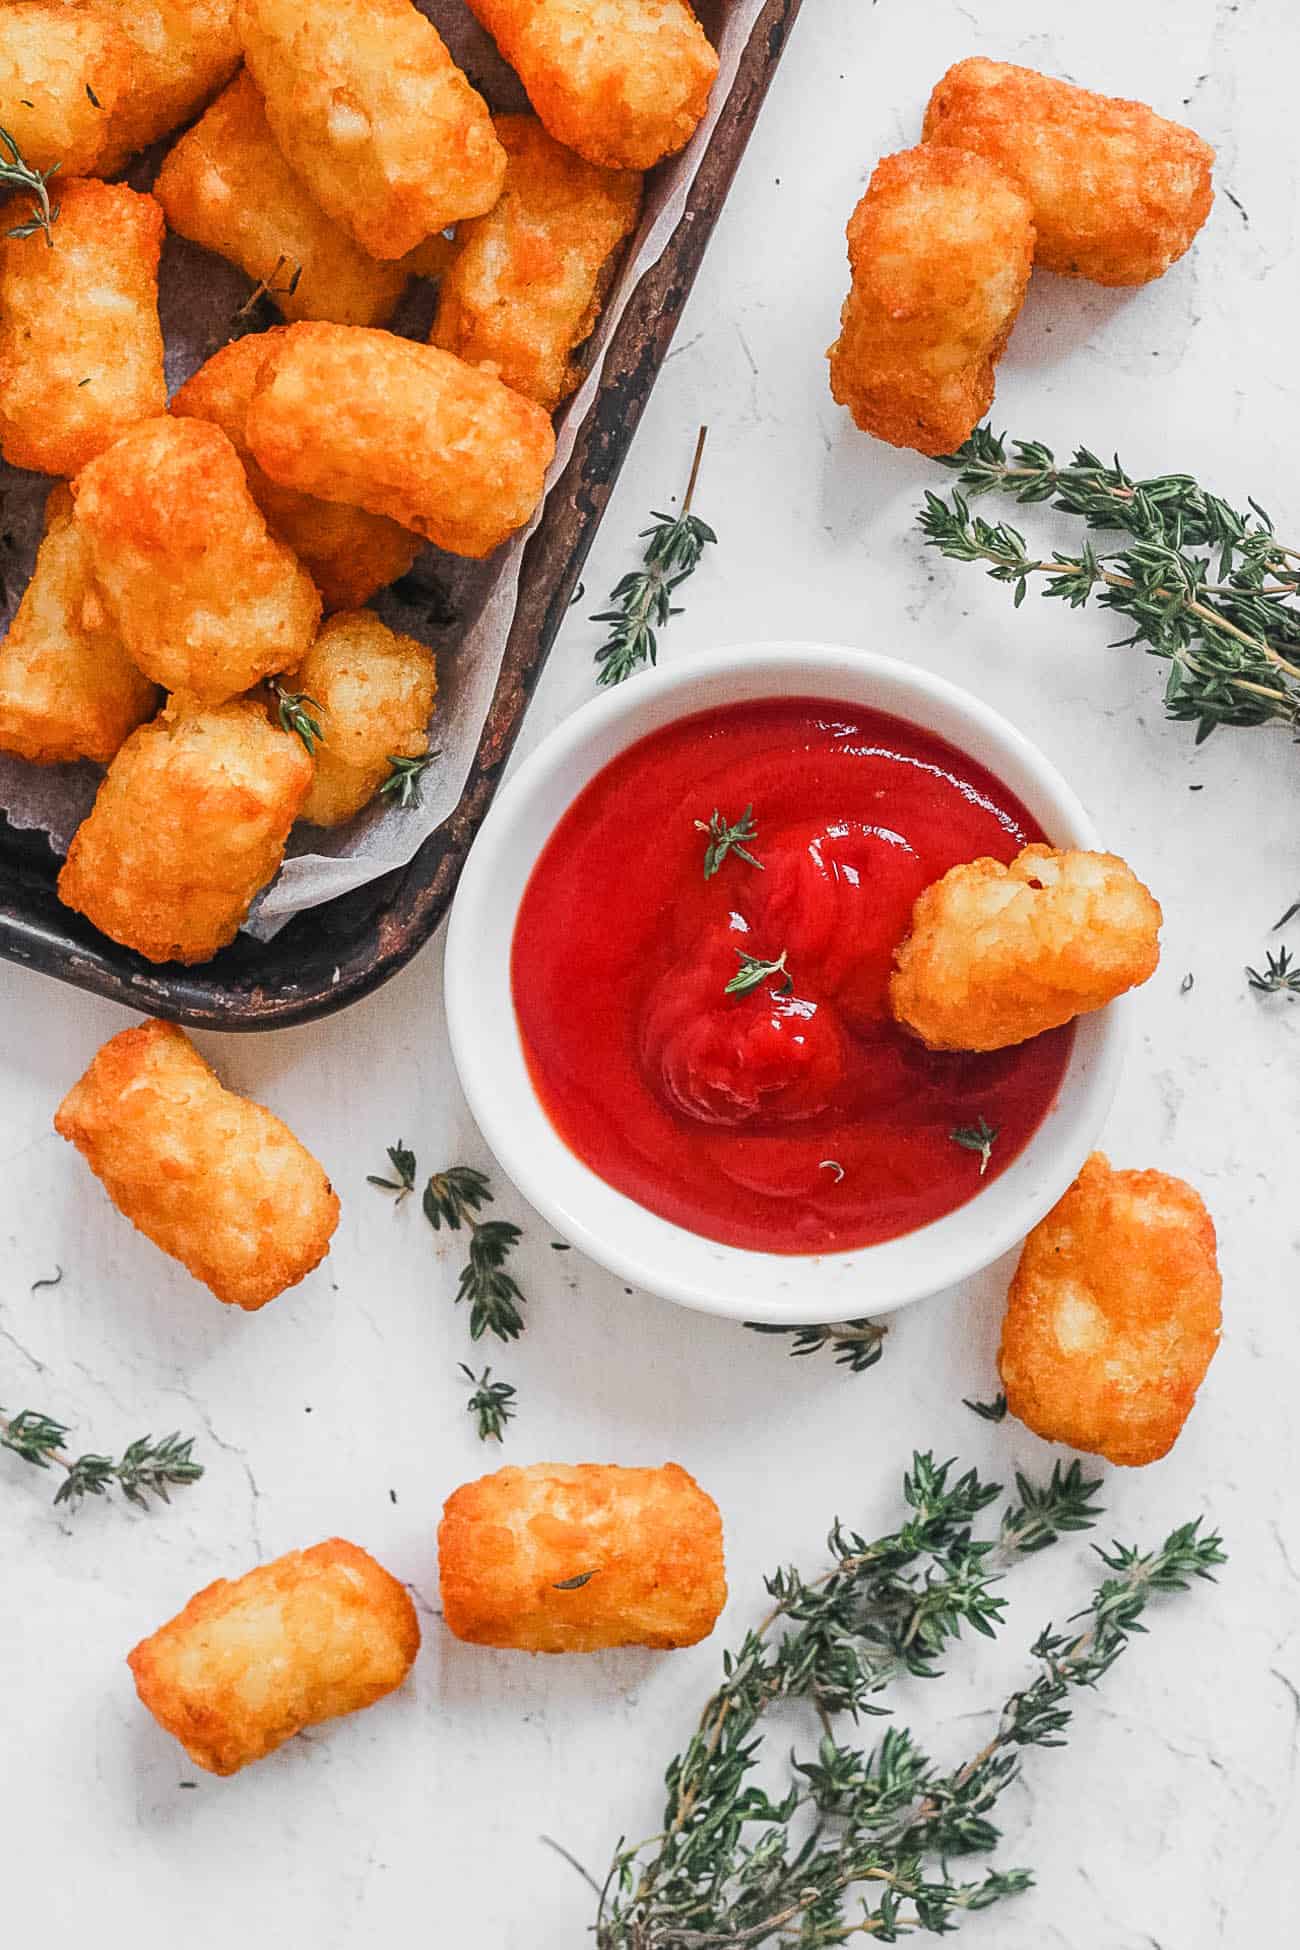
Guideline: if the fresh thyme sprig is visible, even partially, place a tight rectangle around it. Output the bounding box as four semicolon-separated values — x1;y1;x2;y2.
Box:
0;127;60;246
1;1408;202;1513
269;679;324;754
920;426;1300;745
726;948;790;997
461;1364;516;1442
745;1317;888;1374
595;1453;1222;1948
367;1141;417;1202
949;1117;999;1175
1246;945;1300;995
424;1165;527;1342
381;752;437;809
696;806;763;879
593;427;716;686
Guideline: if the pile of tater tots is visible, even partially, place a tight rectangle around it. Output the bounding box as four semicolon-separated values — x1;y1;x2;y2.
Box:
0;0;720;964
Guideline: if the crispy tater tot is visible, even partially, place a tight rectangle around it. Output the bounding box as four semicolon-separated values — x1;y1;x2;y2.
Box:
129;1538;419;1773
890;844;1162;1052
171;333;419;610
465;0;718;172
827;145;1034;458
55;1018;340;1307
73;415;321;700
0;2;131;176
923;57;1215;287
999;1152;1222;1466
57;698;313;963
236;0;506;260
155;71;410;327
293;612;436;828
94;0;241;176
0;178;165;477
247;322;556;559
0;486;158;764
439;1462;726;1653
431;114;642;411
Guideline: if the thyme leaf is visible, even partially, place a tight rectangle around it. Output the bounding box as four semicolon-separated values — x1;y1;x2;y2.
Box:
461;1364;516;1442
0;127;60;246
367;1140;417;1201
725;948;789;997
425;1166;527;1342
949;1117;999;1175
593;427;716;686
1246;945;1300;995
745;1317;887;1374
695;805;763;879
269;679;323;754
381;752;437;809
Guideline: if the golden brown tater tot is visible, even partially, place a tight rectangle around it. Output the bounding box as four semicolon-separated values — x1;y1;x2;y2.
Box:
0;485;158;764
56;1018;340;1308
999;1152;1222;1465
924;57;1214;287
293;611;436;828
73;415;321;700
94;0;241;176
431;114;642;411
465;0;718;171
57;698;313;964
827;145;1034;458
129;1538;419;1773
889;845;1162;1052
247;322;555;559
0;178;165;477
0;2;131;176
439;1461;726;1653
155;70;410;327
170;332;420;611
236;0;505;259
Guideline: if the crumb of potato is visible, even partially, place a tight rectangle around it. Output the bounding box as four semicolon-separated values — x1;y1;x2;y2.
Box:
890;844;1162;1051
999;1152;1222;1466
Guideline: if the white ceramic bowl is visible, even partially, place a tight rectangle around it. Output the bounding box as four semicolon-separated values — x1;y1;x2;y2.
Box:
445;642;1126;1323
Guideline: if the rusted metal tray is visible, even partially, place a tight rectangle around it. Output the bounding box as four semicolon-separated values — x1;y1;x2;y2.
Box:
0;0;801;1030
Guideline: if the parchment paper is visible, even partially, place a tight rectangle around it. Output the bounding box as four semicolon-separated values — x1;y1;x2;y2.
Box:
0;0;768;939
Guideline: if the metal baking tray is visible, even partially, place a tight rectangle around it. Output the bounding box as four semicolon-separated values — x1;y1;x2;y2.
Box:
0;0;801;1030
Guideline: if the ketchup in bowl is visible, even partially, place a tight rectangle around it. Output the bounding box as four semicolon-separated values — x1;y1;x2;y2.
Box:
511;697;1072;1255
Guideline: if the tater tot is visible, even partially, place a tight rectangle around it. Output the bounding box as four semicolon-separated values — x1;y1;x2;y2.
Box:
923;57;1215;287
890;844;1161;1052
439;1462;726;1653
55;1018;340;1306
0;178;165;477
155;71;410;327
128;1538;419;1774
0;486;158;764
57;699;313;964
0;2;131;176
431;114;642;411
827;145;1034;458
247;323;556;559
236;0;506;260
999;1152;1222;1466
94;0;241;176
465;0;718;172
73;415;321;700
293;612;436;828
170;333;419;611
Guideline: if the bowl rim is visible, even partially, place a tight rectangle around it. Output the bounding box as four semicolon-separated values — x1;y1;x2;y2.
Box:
444;640;1128;1322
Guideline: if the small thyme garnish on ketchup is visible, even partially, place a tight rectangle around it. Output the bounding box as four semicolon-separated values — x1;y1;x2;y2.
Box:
725;948;790;997
950;1117;999;1175
695;805;763;879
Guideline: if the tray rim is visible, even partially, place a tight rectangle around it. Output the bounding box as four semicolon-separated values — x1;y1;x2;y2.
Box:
0;0;804;1032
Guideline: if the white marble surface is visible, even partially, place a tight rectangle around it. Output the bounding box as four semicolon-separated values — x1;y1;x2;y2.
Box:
3;1;1298;1942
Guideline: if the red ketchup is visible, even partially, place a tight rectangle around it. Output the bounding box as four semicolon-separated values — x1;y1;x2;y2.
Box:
511;697;1072;1254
